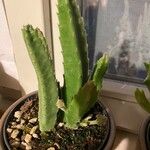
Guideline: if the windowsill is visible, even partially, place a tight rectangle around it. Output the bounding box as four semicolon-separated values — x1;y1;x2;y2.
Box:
113;129;141;150
101;95;149;133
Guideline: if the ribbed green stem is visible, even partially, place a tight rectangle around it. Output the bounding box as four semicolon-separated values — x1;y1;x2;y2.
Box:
91;54;109;90
22;25;58;132
135;89;150;113
65;81;98;128
58;0;88;107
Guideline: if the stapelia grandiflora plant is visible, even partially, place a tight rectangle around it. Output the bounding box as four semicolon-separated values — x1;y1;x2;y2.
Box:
22;0;109;132
135;63;150;113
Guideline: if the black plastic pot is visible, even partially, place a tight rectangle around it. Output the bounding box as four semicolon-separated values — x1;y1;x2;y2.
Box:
0;91;116;150
139;116;150;150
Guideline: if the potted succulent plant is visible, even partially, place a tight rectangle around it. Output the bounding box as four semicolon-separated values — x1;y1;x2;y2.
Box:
135;63;150;150
0;0;116;149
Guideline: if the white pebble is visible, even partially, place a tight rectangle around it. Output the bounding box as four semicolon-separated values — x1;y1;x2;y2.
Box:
24;134;32;143
7;128;13;133
14;111;22;119
54;143;60;149
21;141;27;146
11;141;20;147
30;126;38;134
16;124;23;129
11;130;19;139
15;138;20;142
20;119;25;124
58;122;64;127
47;147;55;150
26;145;32;150
11;122;17;126
32;133;39;139
29;118;37;124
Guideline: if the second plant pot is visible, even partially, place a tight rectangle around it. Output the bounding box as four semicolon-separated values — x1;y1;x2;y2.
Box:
139;116;150;150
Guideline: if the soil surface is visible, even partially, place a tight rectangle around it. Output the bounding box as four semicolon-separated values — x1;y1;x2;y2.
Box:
5;95;109;150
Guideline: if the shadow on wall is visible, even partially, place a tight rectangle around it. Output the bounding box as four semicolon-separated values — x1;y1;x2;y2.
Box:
0;63;24;117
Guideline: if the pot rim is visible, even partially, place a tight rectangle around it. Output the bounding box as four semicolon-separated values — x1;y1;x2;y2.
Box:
139;116;150;150
0;91;116;150
0;91;37;150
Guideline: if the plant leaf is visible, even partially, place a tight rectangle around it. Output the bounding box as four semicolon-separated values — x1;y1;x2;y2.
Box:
22;25;58;132
144;62;150;91
58;0;88;107
91;54;109;90
70;0;89;84
135;88;150;113
65;81;98;128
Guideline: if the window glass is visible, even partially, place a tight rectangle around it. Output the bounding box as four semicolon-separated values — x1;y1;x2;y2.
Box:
79;0;150;83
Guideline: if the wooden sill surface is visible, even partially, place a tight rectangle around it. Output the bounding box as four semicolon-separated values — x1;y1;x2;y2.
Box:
112;129;141;150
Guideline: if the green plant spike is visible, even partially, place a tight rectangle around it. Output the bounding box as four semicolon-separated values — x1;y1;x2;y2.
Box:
22;25;58;132
57;0;88;107
135;88;150;113
65;81;98;128
70;0;89;84
91;54;109;90
144;62;150;92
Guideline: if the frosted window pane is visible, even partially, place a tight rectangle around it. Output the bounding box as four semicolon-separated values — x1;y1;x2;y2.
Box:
79;0;150;83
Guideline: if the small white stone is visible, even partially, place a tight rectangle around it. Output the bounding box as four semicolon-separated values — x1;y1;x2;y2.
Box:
47;147;55;150
56;133;62;139
11;122;17;126
24;134;32;143
32;133;39;139
16;124;23;129
15;138;20;142
29;118;37;124
26;145;32;150
54;143;60;149
30;125;38;134
7;128;13;133
21;141;27;146
16;119;20;122
14;111;22;119
11;141;20;147
58;122;64;127
80;122;88;127
11;130;19;139
20;119;25;124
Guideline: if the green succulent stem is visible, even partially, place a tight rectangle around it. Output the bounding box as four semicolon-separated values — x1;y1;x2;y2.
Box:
144;63;150;92
22;25;58;132
65;81;98;128
135;88;150;113
65;54;109;128
135;62;150;113
91;54;109;90
58;0;88;107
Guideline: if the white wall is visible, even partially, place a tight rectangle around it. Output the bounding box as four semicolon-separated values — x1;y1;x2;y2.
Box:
0;0;19;90
50;0;64;86
3;0;52;94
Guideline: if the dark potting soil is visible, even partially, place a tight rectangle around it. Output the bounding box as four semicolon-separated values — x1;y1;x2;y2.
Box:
6;95;109;150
